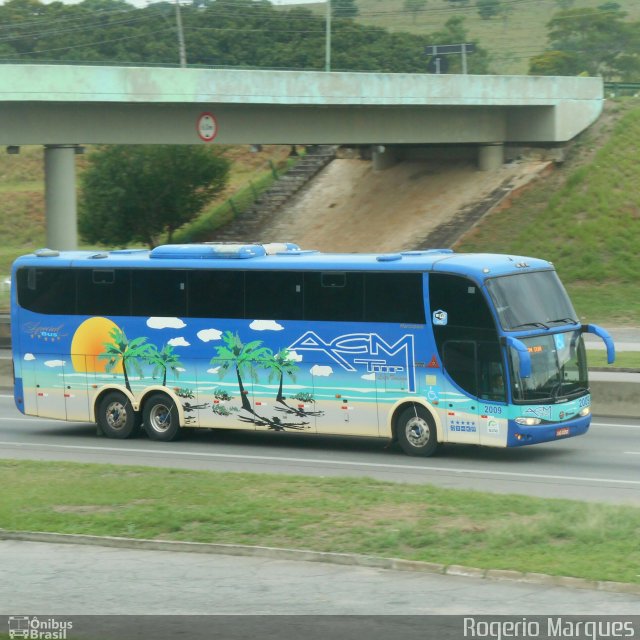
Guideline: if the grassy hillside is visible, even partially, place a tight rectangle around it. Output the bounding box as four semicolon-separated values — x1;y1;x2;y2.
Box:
456;97;640;324
302;0;640;75
0;144;291;278
2;100;640;324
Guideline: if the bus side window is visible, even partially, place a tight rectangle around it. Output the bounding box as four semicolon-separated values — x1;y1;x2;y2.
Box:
77;269;131;316
245;271;303;321
364;273;425;324
188;270;244;319
304;272;363;322
131;269;187;317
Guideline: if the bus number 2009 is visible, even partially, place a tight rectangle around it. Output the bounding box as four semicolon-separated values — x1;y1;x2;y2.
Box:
483;405;503;415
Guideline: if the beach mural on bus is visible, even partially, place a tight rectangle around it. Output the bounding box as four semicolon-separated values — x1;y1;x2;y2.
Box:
18;313;431;437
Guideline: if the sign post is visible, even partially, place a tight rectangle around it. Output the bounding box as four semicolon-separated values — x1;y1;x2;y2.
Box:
424;43;476;74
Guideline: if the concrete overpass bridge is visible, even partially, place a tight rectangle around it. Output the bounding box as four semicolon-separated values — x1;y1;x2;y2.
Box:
0;64;604;250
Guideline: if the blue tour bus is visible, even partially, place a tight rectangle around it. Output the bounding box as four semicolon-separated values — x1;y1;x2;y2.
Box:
10;243;615;456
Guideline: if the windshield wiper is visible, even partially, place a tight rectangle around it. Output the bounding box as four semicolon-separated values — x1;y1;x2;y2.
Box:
548;318;578;325
512;321;549;330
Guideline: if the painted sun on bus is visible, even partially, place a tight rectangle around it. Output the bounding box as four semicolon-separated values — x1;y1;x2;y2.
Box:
11;243;616;456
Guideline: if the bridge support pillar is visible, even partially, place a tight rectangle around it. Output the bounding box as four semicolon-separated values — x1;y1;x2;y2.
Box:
372;145;397;170
44;144;78;250
478;143;504;171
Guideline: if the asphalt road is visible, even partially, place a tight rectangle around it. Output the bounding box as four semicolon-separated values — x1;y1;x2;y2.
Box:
1;393;639;505
2;393;639;625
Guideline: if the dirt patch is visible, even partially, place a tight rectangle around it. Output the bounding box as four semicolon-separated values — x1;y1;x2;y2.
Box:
52;504;118;514
253;157;550;253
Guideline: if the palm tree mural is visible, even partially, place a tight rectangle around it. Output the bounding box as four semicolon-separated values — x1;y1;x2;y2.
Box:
99;327;151;392
264;348;300;404
210;331;270;415
146;343;183;386
264;348;323;419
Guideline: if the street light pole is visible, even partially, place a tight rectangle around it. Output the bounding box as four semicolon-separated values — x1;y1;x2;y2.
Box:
325;0;331;72
175;0;187;68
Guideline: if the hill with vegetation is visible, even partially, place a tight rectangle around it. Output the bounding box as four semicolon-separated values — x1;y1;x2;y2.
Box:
1;0;638;78
455;97;640;325
3;99;640;325
332;0;640;75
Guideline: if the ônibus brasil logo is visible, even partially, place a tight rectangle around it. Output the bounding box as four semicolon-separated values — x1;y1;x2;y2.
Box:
8;616;73;639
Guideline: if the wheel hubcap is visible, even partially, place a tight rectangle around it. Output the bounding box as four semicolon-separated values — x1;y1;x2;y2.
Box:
149;404;172;433
106;401;127;431
406;416;430;448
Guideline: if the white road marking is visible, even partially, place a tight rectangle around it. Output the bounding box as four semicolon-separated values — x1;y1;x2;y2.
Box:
0;440;639;487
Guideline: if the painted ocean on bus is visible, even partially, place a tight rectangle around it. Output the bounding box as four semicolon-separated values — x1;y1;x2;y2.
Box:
17;313;437;437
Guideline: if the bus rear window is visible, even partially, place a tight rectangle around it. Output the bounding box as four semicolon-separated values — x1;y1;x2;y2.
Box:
17;268;75;315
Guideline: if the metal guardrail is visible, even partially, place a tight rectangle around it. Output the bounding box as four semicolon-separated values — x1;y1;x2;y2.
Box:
603;82;640;95
0;314;9;348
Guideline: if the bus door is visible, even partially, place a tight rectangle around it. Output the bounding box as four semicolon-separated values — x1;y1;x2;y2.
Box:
440;340;480;444
439;339;508;446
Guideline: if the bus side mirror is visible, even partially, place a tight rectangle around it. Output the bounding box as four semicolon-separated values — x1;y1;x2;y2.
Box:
504;336;531;379
582;324;616;365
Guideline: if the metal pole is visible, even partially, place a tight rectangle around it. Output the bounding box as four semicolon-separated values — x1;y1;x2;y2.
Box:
175;0;187;68
325;0;331;72
461;43;468;75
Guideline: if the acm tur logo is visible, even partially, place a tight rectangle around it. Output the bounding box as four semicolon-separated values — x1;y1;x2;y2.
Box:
289;331;417;393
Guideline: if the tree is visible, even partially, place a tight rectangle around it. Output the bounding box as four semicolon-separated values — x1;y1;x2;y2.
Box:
332;0;358;19
529;6;640;80
79;145;230;248
528;50;578;77
404;0;428;23
476;0;501;20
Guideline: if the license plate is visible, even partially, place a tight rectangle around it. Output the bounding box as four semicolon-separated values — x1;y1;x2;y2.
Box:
556;427;570;437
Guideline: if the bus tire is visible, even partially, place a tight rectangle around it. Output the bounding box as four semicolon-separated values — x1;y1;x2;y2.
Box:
97;391;139;439
143;393;181;442
396;405;438;457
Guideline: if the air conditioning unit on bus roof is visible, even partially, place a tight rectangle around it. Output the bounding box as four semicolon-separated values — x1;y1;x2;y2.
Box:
149;243;301;260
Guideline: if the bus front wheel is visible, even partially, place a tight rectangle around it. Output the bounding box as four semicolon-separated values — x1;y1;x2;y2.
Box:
396;405;438;457
143;393;181;442
97;391;139;439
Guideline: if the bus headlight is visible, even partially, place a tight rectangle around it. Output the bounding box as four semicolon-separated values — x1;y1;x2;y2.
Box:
579;406;591;417
515;417;541;426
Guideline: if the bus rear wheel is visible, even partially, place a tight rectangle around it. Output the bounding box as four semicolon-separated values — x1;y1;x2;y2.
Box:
97;391;139;439
396;405;438;457
143;393;181;442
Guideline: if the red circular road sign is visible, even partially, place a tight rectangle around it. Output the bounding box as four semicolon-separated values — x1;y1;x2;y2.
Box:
197;112;218;142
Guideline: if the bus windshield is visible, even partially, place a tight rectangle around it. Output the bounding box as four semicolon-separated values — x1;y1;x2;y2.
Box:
485;271;578;331
509;331;588;404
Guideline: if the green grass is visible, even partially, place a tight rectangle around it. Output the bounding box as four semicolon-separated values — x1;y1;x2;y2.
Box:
587;350;640;369
457;98;640;325
1;459;639;584
341;0;640;75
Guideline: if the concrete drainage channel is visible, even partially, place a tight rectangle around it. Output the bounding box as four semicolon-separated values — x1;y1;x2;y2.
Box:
1;530;639;596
